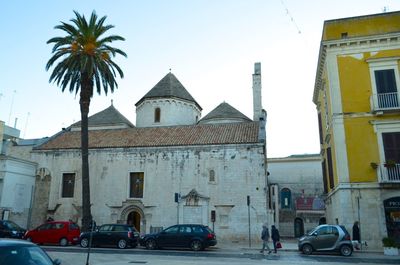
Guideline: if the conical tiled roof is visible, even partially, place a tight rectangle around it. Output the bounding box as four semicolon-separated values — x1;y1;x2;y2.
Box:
71;104;134;129
199;102;251;123
135;73;201;110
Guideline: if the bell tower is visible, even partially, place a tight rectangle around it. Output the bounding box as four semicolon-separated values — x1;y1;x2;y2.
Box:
252;62;262;121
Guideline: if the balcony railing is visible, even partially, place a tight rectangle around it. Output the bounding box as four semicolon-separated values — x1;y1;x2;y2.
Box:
371;92;400;111
379;163;400;183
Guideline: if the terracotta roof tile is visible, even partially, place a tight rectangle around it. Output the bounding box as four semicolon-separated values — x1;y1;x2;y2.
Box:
35;122;260;150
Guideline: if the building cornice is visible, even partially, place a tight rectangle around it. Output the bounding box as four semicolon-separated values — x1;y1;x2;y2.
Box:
312;32;400;104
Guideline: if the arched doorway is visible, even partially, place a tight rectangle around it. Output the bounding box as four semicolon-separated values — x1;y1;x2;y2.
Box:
294;218;304;237
127;211;141;232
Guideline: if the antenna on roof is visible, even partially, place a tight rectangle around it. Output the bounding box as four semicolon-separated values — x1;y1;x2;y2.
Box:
8;90;16;126
169;68;172;73
111;99;113;106
23;112;30;138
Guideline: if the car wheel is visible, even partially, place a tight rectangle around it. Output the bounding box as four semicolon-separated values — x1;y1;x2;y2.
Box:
190;240;203;251
145;239;156;250
340;245;353;256
59;237;68;246
80;238;89;248
117;239;127;249
302;244;313;255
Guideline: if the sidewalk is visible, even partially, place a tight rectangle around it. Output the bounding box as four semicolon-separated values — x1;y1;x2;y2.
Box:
213;239;400;260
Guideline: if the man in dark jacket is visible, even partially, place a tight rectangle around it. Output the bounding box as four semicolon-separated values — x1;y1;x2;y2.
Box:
352;221;360;250
271;225;280;253
260;223;272;254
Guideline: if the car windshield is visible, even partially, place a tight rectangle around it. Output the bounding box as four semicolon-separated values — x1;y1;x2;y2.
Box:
307;227;319;235
0;245;54;265
5;221;22;230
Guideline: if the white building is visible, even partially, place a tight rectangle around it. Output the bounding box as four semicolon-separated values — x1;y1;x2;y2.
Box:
30;64;269;242
267;154;325;237
0;121;38;228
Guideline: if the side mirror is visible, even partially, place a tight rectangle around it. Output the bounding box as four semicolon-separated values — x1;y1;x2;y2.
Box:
53;258;61;265
312;232;318;236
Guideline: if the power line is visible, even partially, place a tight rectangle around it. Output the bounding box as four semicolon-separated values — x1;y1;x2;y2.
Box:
279;0;302;34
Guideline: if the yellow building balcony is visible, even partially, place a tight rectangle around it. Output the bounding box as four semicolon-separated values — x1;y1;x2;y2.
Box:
371;92;400;112
378;163;400;183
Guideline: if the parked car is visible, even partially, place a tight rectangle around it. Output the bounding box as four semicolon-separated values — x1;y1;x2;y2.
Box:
24;221;80;246
298;224;353;256
0;238;61;265
0;220;26;239
79;224;140;249
140;224;217;251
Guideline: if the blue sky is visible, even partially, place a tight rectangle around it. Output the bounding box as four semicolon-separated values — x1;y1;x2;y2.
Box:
0;0;399;157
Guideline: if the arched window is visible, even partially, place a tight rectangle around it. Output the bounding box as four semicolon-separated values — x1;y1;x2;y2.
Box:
209;170;215;182
154;108;161;123
281;188;291;209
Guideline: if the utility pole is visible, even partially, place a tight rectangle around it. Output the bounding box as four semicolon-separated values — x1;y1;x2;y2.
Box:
247;195;251;248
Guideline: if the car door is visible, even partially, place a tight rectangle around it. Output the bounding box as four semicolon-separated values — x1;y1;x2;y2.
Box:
177;225;193;247
34;223;52;244
95;225;113;246
157;225;179;248
48;223;65;244
111;225;127;245
315;226;339;250
0;222;7;237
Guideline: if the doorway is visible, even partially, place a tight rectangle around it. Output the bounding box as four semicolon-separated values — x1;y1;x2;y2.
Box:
384;197;400;243
127;211;141;232
294;218;304;237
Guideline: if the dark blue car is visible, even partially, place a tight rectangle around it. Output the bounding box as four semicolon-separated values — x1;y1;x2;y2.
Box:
140;224;217;251
0;220;26;239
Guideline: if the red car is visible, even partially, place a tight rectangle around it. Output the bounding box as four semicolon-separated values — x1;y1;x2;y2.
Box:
24;221;80;246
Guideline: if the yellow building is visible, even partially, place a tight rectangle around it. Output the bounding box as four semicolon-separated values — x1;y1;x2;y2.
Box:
313;11;400;249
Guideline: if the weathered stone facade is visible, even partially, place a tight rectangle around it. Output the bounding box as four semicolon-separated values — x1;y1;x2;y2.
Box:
31;143;267;241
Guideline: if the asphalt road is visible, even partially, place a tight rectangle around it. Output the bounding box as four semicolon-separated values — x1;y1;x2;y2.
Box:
44;246;400;265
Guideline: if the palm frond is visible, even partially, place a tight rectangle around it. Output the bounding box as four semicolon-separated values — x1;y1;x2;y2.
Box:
47;10;126;98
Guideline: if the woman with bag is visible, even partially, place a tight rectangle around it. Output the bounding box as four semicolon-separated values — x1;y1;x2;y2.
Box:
271;225;281;253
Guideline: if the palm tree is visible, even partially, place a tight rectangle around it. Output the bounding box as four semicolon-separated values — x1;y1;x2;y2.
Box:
46;11;127;231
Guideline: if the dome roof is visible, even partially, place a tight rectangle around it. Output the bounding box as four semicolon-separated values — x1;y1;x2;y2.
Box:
135;72;201;110
199;102;251;124
71;104;134;129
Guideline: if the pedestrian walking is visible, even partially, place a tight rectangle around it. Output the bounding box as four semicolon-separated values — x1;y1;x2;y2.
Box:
260;223;272;254
271;225;280;253
352;221;360;250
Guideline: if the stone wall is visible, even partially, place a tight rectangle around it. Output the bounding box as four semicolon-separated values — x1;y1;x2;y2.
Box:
31;143;268;242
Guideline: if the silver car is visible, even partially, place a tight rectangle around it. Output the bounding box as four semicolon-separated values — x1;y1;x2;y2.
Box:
298;224;353;256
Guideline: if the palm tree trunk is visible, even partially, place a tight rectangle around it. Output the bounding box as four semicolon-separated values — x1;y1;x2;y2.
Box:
80;75;93;232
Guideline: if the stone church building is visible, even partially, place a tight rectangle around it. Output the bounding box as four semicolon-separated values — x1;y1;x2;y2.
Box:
29;63;268;242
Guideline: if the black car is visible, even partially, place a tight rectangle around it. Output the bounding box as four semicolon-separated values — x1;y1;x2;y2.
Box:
0;238;61;265
0;220;26;239
79;224;140;249
140;224;217;251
